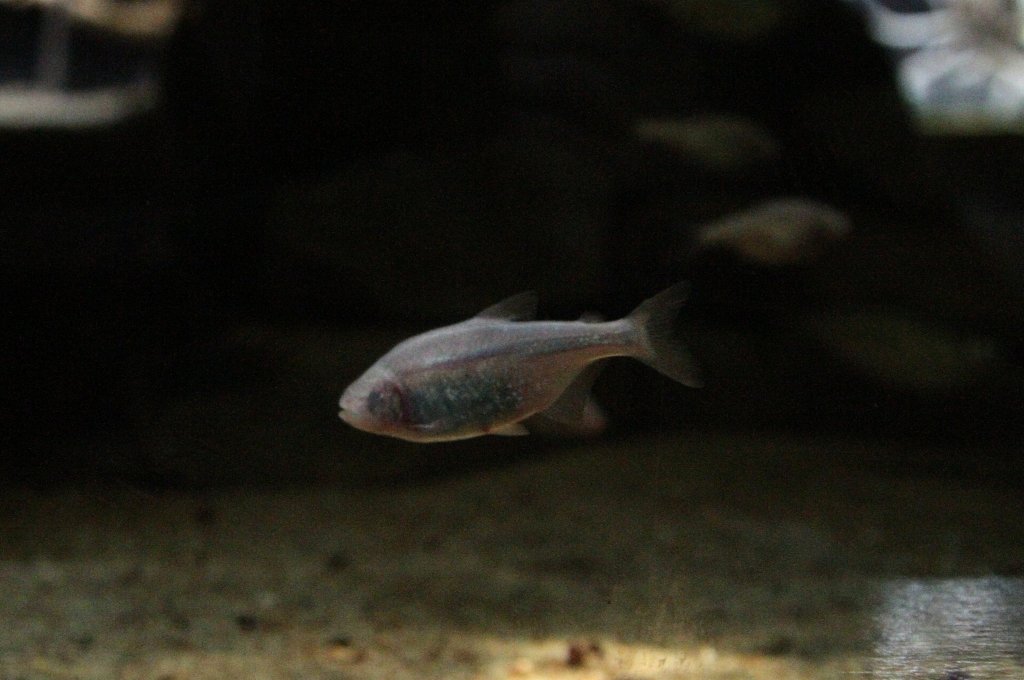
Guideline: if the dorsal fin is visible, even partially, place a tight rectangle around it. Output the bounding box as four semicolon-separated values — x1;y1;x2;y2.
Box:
474;291;538;321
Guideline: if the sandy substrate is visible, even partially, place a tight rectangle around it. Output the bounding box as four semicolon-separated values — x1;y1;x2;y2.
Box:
2;431;1023;679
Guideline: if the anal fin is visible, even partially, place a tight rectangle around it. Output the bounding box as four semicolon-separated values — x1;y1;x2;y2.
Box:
526;398;607;438
536;360;606;428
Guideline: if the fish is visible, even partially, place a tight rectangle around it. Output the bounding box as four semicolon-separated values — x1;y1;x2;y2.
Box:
338;282;701;443
696;197;851;266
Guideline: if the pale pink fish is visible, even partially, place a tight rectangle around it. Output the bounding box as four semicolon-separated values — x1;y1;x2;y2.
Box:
338;282;701;443
696;197;851;266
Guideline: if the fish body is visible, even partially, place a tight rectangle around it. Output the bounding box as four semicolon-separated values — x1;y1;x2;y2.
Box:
697;198;851;266
339;283;699;443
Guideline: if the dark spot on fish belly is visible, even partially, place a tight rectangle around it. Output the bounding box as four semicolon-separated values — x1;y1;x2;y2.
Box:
407;372;523;434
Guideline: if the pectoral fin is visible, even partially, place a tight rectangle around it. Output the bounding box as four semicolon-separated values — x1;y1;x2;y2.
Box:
491;422;530;436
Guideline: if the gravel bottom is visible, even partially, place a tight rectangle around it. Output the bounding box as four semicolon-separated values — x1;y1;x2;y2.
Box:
2;431;1023;679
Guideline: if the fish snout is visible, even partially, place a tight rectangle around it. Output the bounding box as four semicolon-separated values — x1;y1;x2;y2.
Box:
338;390;361;424
338;383;383;434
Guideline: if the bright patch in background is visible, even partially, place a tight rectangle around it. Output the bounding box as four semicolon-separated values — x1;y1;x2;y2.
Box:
871;577;1024;678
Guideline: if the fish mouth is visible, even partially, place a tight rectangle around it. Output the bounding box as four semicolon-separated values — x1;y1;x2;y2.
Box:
338;392;355;421
338;404;361;426
338;403;372;431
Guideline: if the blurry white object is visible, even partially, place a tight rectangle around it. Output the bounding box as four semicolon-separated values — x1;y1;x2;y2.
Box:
1;0;181;36
872;578;1024;678
0;0;181;128
858;0;1024;132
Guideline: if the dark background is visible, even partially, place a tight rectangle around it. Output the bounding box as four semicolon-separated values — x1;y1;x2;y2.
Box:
2;0;1023;487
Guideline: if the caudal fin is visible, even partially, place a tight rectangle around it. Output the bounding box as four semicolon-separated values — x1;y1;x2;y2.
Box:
627;282;703;387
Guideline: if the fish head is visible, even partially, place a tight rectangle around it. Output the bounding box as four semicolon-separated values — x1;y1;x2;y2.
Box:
338;367;409;437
